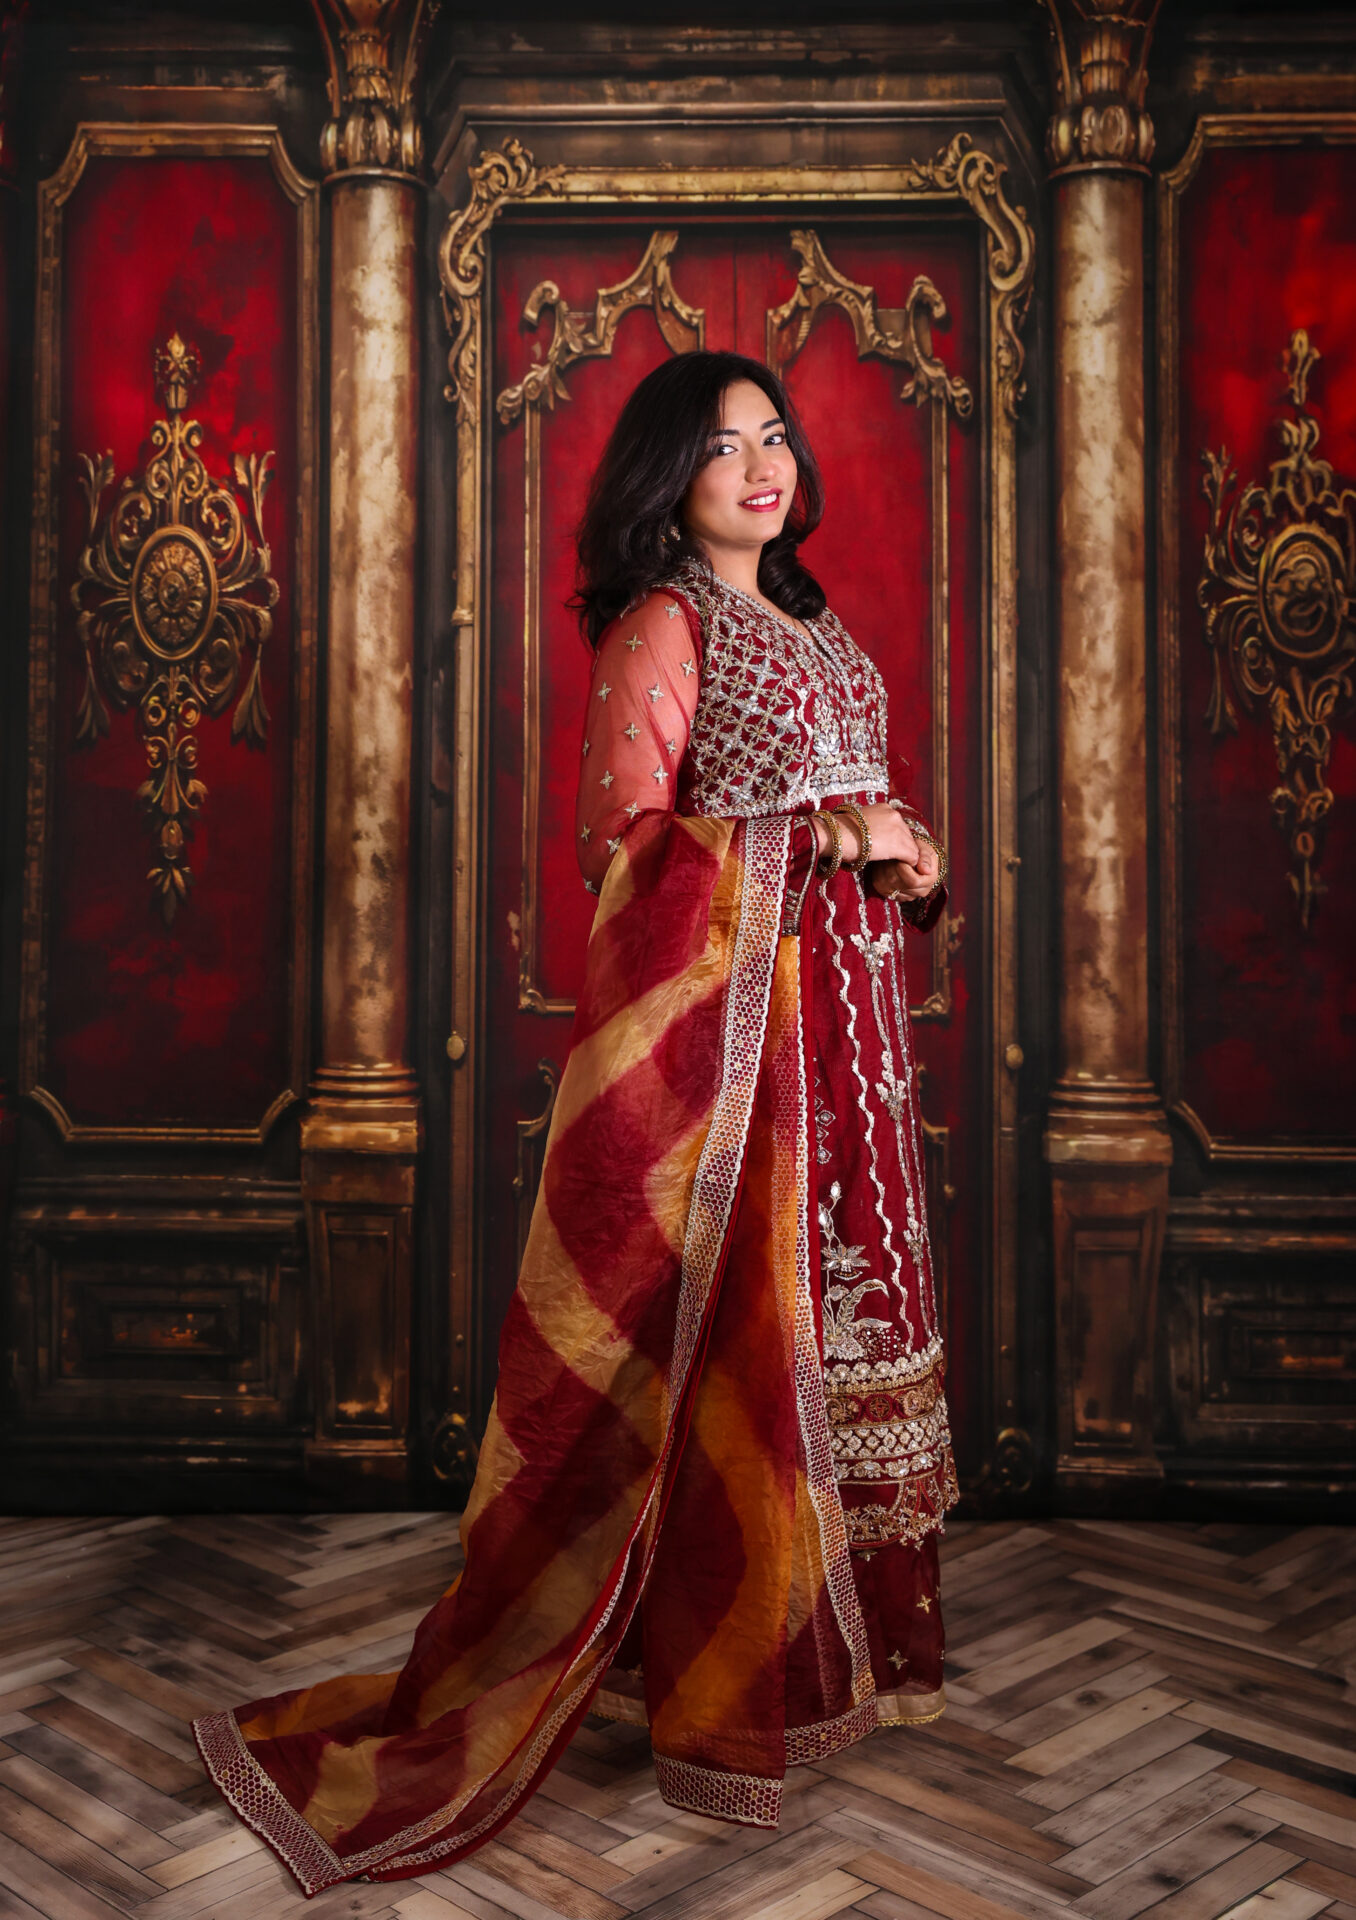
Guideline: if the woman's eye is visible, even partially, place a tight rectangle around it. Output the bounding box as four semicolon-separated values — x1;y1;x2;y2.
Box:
765;432;786;445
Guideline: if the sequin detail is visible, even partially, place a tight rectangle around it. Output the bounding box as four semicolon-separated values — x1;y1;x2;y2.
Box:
664;560;889;816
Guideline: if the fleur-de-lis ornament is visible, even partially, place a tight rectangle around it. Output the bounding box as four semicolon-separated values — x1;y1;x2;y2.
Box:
72;334;278;923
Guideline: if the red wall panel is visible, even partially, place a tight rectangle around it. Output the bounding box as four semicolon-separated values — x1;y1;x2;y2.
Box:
1176;145;1356;1141
42;155;301;1130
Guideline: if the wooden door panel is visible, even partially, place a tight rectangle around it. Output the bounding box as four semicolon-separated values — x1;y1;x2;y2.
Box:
482;214;989;1472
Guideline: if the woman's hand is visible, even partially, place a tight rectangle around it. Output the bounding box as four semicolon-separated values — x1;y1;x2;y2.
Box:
810;803;942;901
870;841;941;903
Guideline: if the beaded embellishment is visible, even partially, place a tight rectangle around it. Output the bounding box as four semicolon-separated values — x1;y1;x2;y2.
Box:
663;560;890;816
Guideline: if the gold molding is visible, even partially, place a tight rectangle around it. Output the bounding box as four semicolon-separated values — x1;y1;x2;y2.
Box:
22;123;321;1147
767;230;971;1023
496;229;706;1015
1158;112;1356;1167
438;133;1033;1454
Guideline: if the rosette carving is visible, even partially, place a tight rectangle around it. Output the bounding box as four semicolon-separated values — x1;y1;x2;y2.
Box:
1199;329;1356;928
72;333;278;923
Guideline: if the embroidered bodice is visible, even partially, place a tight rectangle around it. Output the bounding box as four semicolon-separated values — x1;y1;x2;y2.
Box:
668;561;889;818
575;561;890;888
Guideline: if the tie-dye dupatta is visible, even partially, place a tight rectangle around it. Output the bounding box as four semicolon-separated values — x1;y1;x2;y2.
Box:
194;809;874;1896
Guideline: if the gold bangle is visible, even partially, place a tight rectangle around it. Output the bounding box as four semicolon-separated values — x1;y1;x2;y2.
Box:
915;830;948;886
833;800;871;875
812;808;843;879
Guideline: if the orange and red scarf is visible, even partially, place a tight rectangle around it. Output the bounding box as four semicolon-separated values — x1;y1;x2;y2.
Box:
195;811;879;1895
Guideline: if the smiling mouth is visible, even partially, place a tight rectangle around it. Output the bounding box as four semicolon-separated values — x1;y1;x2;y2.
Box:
740;491;782;511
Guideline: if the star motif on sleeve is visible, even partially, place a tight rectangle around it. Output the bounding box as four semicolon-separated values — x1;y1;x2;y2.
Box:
624;632;644;652
606;836;621;853
579;824;591;843
624;800;640;818
651;765;666;784
887;1649;905;1670
665;738;676;756
680;658;696;678
600;770;614;789
646;683;664;703
597;682;612;702
916;1595;932;1612
582;739;590;757
623;721;639;741
665;602;679;618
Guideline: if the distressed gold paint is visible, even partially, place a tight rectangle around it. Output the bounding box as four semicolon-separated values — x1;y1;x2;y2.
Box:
321;180;420;1074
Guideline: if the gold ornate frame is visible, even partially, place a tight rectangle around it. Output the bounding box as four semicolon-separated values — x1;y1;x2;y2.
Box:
21;124;320;1147
438;134;1034;1453
1158;112;1356;1169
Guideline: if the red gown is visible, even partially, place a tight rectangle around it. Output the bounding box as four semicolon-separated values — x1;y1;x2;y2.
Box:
576;561;958;1767
192;557;958;1895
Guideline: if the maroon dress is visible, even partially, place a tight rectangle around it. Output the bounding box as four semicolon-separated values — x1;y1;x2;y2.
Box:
575;557;957;1727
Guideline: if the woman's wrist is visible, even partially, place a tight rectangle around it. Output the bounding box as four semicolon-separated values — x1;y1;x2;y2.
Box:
811;809;861;871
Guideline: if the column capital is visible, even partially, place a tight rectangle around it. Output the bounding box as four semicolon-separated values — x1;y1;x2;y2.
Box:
1038;0;1161;178
311;0;437;182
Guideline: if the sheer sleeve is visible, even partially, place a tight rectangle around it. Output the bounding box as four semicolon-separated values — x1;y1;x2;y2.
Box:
575;591;702;893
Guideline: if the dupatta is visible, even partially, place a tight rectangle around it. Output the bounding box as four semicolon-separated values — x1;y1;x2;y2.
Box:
194;807;876;1896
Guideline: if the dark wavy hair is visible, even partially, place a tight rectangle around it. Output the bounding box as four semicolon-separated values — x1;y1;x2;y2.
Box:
572;350;826;646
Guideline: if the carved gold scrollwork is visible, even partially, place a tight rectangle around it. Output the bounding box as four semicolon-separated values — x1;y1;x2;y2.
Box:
72;334;278;924
497;231;705;427
1199;328;1356;927
440;138;566;426
897;133;1033;418
767;230;973;421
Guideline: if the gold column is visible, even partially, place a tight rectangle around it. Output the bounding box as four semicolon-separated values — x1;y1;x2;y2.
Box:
1041;0;1172;1502
302;0;433;1493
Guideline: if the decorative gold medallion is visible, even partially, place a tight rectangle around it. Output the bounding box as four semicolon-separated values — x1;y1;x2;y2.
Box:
1199;329;1356;926
72;334;278;922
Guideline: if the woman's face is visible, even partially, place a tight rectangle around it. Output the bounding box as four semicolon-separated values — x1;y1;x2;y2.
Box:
680;378;798;558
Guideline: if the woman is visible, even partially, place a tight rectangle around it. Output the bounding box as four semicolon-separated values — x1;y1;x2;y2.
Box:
193;350;956;1897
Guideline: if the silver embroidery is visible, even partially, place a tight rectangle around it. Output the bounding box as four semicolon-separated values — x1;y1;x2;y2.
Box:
663;561;889;817
820;1181;891;1362
813;1078;835;1166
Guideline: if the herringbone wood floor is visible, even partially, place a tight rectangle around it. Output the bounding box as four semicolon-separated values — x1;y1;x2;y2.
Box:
0;1516;1351;1920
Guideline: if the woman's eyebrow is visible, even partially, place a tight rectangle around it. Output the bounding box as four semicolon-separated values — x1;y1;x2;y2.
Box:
709;418;785;437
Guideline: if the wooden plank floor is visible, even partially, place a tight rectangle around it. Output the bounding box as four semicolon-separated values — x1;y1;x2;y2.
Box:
0;1515;1352;1920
